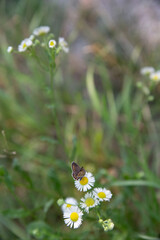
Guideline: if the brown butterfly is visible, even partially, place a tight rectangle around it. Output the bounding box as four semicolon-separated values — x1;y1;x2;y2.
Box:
71;162;86;180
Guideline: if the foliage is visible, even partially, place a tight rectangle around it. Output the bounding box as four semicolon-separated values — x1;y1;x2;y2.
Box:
0;0;160;240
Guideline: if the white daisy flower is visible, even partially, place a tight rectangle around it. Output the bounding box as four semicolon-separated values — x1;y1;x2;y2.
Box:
59;37;69;53
80;192;99;213
63;206;83;229
7;46;13;53
18;38;32;52
61;197;78;212
33;26;50;36
74;172;95;192
49;39;56;48
150;71;160;82
140;66;155;75
93;188;112;202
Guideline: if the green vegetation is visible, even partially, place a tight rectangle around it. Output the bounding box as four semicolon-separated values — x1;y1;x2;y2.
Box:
0;0;160;239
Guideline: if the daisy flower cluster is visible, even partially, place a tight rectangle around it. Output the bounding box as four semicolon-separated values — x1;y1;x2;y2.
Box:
58;165;114;231
137;66;160;101
140;66;160;82
7;25;69;55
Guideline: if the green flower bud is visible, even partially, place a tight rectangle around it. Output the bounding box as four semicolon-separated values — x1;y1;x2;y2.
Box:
104;226;109;232
57;198;64;206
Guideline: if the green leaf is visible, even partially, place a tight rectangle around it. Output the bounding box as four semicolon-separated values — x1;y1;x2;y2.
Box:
0;215;29;240
40;136;58;145
12;159;33;188
86;66;102;115
137;233;160;240
47;168;62;195
2;208;31;219
111;180;160;189
27;221;57;240
70;136;77;162
43;199;54;214
0;165;14;191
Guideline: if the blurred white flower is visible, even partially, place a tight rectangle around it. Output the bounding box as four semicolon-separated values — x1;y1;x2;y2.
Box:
150;71;160;82
80;192;99;213
140;66;155;75
49;39;56;48
7;46;13;53
18;38;32;52
59;37;69;53
33;26;50;36
107;221;114;230
29;35;35;41
61;197;78;212
93;188;112;202
74;172;95;192
63;206;83;229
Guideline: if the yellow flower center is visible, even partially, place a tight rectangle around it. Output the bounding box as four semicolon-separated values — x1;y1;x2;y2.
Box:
153;75;158;81
80;177;88;185
85;198;95;207
66;204;72;208
98;192;106;198
50;41;55;46
70;212;79;222
39;31;45;35
22;43;27;49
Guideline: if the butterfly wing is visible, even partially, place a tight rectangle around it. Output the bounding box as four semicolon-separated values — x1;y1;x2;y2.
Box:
72;162;86;180
77;167;86;180
72;162;81;180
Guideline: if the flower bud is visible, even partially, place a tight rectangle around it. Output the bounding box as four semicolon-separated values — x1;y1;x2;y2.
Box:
98;219;103;224
57;198;64;206
108;221;114;230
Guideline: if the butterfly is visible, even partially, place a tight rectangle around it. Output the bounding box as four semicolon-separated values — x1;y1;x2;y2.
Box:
71;162;86;180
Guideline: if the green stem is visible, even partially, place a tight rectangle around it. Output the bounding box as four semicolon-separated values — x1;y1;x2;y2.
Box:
30;48;48;71
49;63;66;152
96;208;101;220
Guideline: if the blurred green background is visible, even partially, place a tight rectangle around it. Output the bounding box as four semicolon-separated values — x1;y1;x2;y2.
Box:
0;0;160;239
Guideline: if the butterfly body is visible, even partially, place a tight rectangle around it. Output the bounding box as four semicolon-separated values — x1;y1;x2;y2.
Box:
71;162;86;180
